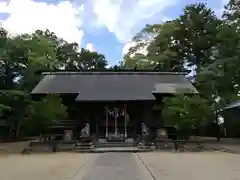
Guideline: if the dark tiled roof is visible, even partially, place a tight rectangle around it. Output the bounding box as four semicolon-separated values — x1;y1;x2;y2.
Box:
31;71;198;101
224;100;240;110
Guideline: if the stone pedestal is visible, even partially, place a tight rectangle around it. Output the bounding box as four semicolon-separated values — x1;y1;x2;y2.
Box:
64;130;73;141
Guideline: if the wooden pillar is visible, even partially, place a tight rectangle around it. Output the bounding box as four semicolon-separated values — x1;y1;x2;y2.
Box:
105;105;108;138
96;124;98;134
124;104;127;138
114;110;117;136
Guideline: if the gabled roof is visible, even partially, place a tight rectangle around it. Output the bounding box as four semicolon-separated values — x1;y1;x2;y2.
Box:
31;71;198;101
224;100;240;110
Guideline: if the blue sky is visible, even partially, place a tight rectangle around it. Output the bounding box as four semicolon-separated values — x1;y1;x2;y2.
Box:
0;0;227;66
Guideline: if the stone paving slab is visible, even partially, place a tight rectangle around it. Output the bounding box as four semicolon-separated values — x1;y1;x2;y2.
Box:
138;152;240;180
76;153;153;180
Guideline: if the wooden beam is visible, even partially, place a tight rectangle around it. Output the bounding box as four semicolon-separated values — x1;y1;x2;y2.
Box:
105;105;108;138
124;104;127;138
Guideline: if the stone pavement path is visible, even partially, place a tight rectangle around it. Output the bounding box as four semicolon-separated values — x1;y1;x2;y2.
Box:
2;151;240;180
75;153;154;180
138;152;240;180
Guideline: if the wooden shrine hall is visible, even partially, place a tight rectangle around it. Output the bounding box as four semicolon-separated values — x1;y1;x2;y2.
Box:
31;70;197;142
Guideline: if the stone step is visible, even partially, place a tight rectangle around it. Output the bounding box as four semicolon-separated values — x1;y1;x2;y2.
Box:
75;147;153;153
94;145;137;148
74;145;94;150
74;142;94;148
94;142;137;148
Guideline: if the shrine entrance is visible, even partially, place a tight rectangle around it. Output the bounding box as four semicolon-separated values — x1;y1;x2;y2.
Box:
105;104;129;141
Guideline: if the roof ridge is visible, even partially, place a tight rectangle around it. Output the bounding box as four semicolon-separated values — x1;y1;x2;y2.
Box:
42;71;186;75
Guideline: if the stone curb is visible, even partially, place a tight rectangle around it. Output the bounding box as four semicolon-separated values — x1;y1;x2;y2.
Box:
211;148;240;154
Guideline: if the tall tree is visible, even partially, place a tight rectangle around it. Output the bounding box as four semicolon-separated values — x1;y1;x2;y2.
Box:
175;3;221;72
0;28;109;139
198;0;240;105
124;3;221;73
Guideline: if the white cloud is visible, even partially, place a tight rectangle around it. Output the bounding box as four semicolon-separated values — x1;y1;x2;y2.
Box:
123;42;135;55
215;0;230;17
222;0;230;5
122;41;149;58
91;0;177;42
0;0;84;45
0;1;8;13
123;31;156;56
106;64;112;68
86;43;95;52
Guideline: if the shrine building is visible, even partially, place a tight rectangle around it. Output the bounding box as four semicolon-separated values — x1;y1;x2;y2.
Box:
31;70;197;142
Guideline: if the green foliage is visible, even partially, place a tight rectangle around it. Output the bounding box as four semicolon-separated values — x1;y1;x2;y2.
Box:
0;90;30;138
124;3;220;73
25;95;67;134
162;95;213;132
0;90;29;119
0;28;108;139
223;0;240;23
176;3;220;70
195;0;240;108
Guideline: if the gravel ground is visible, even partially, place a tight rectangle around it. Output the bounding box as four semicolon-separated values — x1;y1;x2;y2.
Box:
138;152;240;180
0;153;95;180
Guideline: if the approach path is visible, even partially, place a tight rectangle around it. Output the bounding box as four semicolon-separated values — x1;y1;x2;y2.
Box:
74;152;154;180
1;151;240;180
